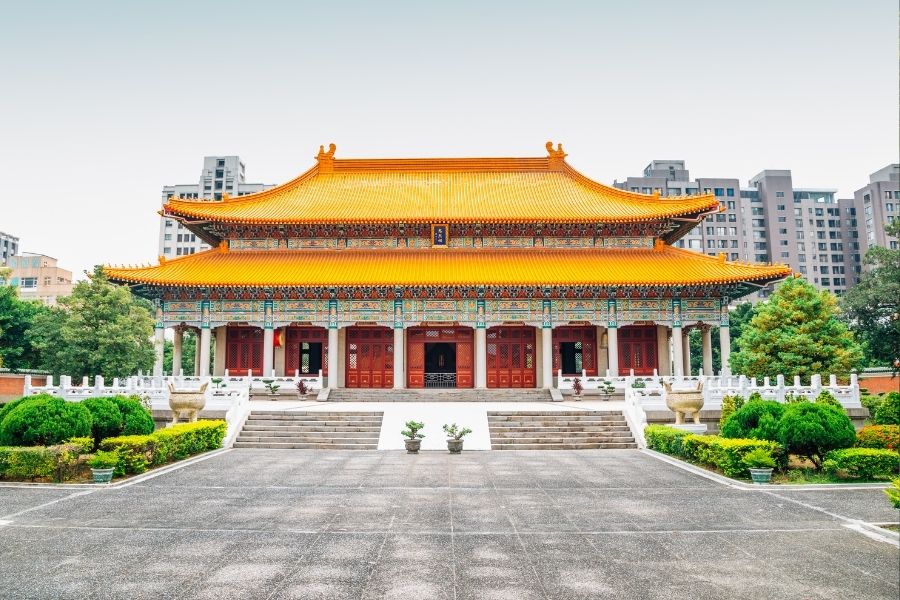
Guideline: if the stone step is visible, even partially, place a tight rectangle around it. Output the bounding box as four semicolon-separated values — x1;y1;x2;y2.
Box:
241;424;383;432
249;411;384;417
487;418;626;425
236;411;385;450
489;430;634;438
233;441;378;450
492;442;637;450
236;434;379;444
488;410;625;417
238;429;381;438
245;418;383;426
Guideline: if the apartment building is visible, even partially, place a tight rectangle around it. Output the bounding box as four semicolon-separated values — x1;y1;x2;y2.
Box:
0;231;19;265
6;253;73;305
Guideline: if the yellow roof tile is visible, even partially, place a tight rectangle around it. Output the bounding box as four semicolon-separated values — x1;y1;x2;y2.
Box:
163;145;719;224
104;246;791;288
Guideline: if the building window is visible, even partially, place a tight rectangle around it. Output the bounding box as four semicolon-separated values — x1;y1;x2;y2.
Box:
164;234;172;240
778;216;787;222
776;191;785;197
728;213;737;222
777;205;785;211
20;277;37;288
215;169;224;178
714;188;724;196
43;277;51;286
163;247;171;254
165;220;173;228
217;159;225;167
727;188;735;197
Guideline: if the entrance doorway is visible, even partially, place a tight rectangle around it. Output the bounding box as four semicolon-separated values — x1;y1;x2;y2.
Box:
618;325;658;376
225;326;263;376
486;326;536;388
284;326;327;376
407;327;473;388
346;326;393;388
552;326;597;376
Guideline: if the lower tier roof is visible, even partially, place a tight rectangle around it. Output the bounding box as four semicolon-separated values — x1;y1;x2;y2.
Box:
104;246;791;289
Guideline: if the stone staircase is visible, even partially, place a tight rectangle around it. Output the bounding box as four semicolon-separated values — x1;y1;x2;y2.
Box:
234;411;383;449
488;410;637;450
327;389;553;402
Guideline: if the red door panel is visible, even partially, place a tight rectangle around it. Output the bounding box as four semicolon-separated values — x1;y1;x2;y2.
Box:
618;326;658;376
486;326;536;389
346;327;393;389
225;326;263;376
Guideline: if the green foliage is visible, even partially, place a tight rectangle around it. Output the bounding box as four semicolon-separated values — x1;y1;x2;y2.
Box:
0;286;49;371
860;393;884;421
719;395;745;429
28;267;155;381
885;479;900;509
66;436;94;454
0;442;85;482
644;425;692;456
0;395;34;425
720;400;784;441
87;450;119;469
681;435;782;478
631;379;646;389
731;277;864;382
109;395;155;435
874;392;900;425
689;302;755;375
0;396;92;446
855;425;900;451
81;398;123;448
814;390;841;408
401;420;425;439
747;392;763;403
164;330;197;376
100;420;225;475
777;402;856;469
742;447;776;469
841;220;900;368
442;423;472;440
822;448;900;481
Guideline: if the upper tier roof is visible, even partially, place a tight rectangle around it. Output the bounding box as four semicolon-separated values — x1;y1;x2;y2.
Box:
163;143;720;225
104;245;791;290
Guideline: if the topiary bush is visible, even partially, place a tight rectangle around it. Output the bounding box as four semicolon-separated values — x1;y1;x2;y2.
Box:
0;395;43;425
720;400;784;441
814;390;841;408
855;425;900;452
681;435;782;478
0;396;92;447
874;392;900;426
777;402;856;469
109;395;155;435
101;420;225;475
81;398;123;449
719;395;745;430
822;448;900;480
644;425;692;456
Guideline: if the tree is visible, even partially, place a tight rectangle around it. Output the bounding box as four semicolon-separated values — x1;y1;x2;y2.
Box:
164;330;197;376
689;302;755;375
29;266;154;381
841;220;900;369
0;285;49;371
730;277;863;381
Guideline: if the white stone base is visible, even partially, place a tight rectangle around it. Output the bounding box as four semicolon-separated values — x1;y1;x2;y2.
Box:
668;423;708;434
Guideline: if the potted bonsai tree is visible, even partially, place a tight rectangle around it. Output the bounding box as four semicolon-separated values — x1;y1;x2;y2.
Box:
88;451;119;484
599;379;616;401
743;448;776;485
402;420;425;453
443;423;472;454
262;379;281;396
572;377;583;399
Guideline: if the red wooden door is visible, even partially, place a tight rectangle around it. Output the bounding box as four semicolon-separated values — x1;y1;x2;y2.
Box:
552;326;597;376
406;327;474;388
346;327;393;388
618;326;658;376
225;326;263;376
486;327;536;388
284;326;328;376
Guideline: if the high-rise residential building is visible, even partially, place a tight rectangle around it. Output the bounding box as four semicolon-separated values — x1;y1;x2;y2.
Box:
5;253;73;305
158;156;274;257
852;164;899;254
0;231;19;265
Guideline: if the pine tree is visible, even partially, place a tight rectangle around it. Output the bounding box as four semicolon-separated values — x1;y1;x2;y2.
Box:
730;277;863;381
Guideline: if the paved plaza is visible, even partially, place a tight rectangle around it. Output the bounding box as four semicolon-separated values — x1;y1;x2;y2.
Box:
0;449;897;599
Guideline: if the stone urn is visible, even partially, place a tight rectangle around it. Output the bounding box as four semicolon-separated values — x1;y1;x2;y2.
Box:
663;380;705;425
167;382;208;425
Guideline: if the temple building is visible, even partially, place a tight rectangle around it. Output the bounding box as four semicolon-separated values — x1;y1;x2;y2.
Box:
105;143;791;389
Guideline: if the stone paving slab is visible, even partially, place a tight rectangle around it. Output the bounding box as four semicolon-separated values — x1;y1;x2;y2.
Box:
0;449;897;599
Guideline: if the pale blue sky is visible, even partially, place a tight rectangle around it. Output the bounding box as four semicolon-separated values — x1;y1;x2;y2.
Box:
0;0;896;278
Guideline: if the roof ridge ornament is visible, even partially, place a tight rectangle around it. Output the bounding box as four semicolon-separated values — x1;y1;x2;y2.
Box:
316;143;337;174
545;141;567;171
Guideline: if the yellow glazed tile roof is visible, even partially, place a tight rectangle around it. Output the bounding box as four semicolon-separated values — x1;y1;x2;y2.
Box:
163;144;720;225
104;246;791;288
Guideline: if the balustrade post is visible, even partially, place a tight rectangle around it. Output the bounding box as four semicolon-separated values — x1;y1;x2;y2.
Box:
94;376;104;394
23;375;32;395
811;374;822;395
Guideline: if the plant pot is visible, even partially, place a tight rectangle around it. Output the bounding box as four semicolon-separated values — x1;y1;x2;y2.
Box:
749;467;774;485
91;467;115;484
447;439;463;454
404;438;422;454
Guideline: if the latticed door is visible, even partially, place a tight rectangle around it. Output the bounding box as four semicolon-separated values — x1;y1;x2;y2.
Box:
225;326;264;376
618;326;657;376
552;326;597;376
284;326;328;376
346;327;393;388
486;326;536;388
406;327;474;388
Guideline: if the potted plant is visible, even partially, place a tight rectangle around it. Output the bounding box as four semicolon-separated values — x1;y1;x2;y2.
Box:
88;451;119;484
743;448;776;485
296;379;313;398
572;377;583;399
443;423;472;454
262;379;281;396
631;379;647;389
599;379;616;401
211;377;226;390
401;420;425;453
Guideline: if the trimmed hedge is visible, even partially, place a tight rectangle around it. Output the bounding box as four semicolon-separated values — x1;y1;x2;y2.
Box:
874;392;900;426
777;402;856;469
855;425;900;452
0;396;92;447
82;398;123;449
645;425;692;456
822;448;900;481
110;395;155;436
645;425;782;478
101;420;226;475
720;400;784;441
0;442;86;482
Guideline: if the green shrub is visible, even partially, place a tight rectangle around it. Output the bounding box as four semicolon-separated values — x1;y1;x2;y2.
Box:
720;400;784;441
860;393;884;421
66;436;94;454
99;434;154;475
747;392;763;403
814;390;841;408
644;425;692;456
777;402;856;469
87;450;119;470
681;435;782;477
743;447;776;469
855;425;900;451
822;448;900;481
109;395;155;435
719;395;745;429
886;479;900;509
82;398;123;448
0;395;44;425
101;420;225;475
0;396;92;447
0;443;85;482
874;392;900;426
